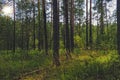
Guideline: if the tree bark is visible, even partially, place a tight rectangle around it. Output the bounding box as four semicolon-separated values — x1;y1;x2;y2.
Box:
53;0;60;66
63;0;71;59
117;0;120;55
32;0;36;50
86;0;89;49
42;0;48;55
70;0;74;52
13;0;16;52
38;0;43;50
100;0;104;34
89;0;92;49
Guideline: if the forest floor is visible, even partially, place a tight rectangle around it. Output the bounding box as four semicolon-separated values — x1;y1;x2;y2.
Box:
20;50;120;80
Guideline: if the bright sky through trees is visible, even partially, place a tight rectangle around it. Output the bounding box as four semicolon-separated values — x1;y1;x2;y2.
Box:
2;5;13;16
84;0;116;25
1;0;116;24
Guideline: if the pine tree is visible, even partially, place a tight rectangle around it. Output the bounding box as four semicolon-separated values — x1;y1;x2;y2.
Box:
117;0;120;55
13;0;16;52
89;0;92;48
53;0;60;66
63;0;71;59
42;0;48;55
70;0;74;52
86;0;89;48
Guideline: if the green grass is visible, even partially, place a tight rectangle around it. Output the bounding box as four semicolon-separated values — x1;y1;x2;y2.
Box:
0;50;52;80
22;50;120;80
0;50;120;80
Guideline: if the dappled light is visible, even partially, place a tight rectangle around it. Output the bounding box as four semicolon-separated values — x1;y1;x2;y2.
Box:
0;0;120;80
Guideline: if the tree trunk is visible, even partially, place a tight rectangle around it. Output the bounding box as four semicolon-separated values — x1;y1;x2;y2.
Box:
89;0;92;49
105;1;109;38
13;0;16;52
86;0;89;49
50;0;53;49
63;0;71;59
38;0;43;50
100;0;104;34
42;0;48;55
70;0;74;52
117;0;120;55
53;0;60;66
32;0;36;50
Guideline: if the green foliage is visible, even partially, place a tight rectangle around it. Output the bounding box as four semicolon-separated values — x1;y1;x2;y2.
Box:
0;12;117;50
95;24;117;50
74;35;84;48
43;50;120;80
0;50;52;80
61;51;120;80
60;41;65;49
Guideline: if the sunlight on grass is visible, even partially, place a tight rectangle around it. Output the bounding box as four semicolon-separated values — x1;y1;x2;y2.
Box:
96;55;111;63
0;50;120;80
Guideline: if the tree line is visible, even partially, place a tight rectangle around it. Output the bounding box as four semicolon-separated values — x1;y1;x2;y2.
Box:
0;0;120;66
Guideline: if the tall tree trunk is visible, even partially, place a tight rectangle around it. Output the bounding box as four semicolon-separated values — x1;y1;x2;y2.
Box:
105;1;109;38
33;0;36;50
53;0;60;66
96;12;99;49
13;0;16;52
100;0;104;34
42;0;48;55
21;15;24;50
6;17;9;52
86;0;89;49
20;0;24;50
89;0;92;48
70;0;74;52
38;0;40;50
25;12;29;50
38;0;43;50
20;3;24;50
117;0;120;55
63;0;71;59
50;0;53;49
